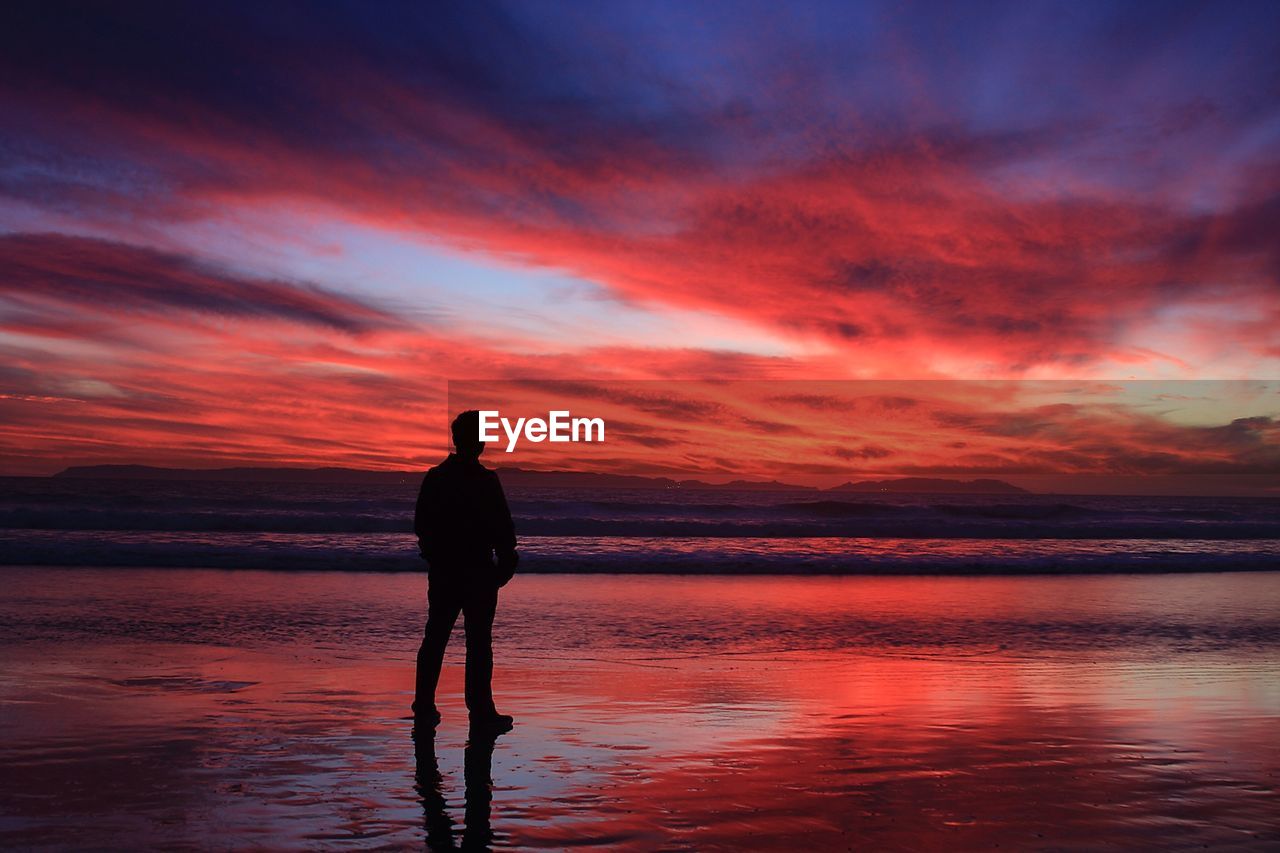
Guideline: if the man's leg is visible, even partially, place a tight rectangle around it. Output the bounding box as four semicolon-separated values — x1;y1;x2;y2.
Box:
461;581;499;719
414;573;463;719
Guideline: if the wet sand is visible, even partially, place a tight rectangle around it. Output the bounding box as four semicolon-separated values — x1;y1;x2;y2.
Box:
1;568;1278;849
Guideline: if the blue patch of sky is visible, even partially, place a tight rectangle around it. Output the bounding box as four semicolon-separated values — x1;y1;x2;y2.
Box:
154;213;801;356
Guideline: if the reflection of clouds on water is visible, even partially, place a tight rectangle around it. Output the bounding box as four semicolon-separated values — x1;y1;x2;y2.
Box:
1;568;1278;848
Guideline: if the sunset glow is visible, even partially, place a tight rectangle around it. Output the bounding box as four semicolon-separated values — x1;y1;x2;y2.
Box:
1;2;1277;481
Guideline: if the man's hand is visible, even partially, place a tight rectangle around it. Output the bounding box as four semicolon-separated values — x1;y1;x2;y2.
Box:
496;549;519;587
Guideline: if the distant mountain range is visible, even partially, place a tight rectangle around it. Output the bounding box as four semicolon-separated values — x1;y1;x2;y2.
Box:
53;464;1031;494
54;464;419;485
828;477;1028;494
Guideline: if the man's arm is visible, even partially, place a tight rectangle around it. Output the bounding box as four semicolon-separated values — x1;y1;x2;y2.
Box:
414;472;437;562
490;474;518;583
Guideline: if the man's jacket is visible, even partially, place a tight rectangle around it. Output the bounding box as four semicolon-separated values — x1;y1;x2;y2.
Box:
414;454;517;576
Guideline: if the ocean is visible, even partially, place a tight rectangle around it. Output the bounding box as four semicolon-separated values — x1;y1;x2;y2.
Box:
2;476;1278;573
3;478;1279;847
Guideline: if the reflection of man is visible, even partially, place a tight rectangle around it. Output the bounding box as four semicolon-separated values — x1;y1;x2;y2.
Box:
413;410;518;734
415;729;499;848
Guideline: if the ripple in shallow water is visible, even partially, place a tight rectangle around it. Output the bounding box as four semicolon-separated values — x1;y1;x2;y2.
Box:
1;568;1278;849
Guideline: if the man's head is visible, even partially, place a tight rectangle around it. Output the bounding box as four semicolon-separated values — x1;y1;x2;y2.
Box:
451;410;484;459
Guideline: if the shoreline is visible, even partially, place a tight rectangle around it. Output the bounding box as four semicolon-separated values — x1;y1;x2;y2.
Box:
6;562;1279;576
6;525;1279;576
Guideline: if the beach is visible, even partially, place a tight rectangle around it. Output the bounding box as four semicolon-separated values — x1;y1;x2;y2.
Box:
3;567;1278;849
7;1;1280;847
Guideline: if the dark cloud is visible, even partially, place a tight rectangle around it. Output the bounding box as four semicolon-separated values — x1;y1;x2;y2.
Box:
0;1;724;227
740;417;803;435
769;393;847;411
832;445;894;460
0;233;398;333
467;380;726;420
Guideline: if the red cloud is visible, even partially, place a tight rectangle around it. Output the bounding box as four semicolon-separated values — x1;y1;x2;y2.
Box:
2;5;1277;476
5;49;1277;376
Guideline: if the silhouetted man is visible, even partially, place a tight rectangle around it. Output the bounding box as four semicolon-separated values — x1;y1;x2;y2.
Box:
414;410;518;735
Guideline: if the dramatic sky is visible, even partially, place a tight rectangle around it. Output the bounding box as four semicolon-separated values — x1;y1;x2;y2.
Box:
1;1;1278;481
449;379;1280;493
